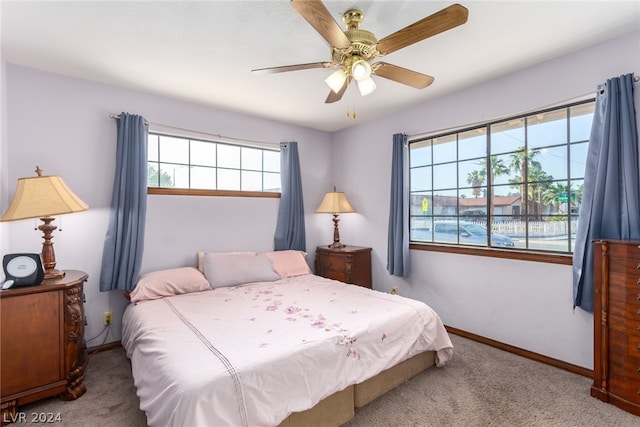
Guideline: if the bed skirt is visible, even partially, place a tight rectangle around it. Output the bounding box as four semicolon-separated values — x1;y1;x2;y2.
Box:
277;350;436;427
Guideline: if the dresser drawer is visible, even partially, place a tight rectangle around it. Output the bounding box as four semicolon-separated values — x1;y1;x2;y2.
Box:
609;314;640;336
609;260;640;287
320;254;347;273
607;242;640;260
608;349;640;404
609;299;640;322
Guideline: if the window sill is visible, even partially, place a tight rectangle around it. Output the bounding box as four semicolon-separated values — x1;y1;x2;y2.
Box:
148;187;281;198
409;243;572;265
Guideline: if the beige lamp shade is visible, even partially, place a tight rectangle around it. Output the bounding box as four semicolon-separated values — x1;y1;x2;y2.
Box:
315;191;355;214
1;175;89;221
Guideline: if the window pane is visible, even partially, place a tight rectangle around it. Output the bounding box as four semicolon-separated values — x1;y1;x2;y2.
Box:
159;136;189;164
536;145;567;181
432;134;456;164
527;216;570;252
491;153;519;185
570;103;594;143
218;144;240;169
527;109;567;149
263;172;281;192
410;192;432;217
459;159;485;191
432;190;457;215
241;170;262;191
570;142;588;179
410;140;432;167
190;166;216;189
411;166;432;192
148;134;159;161
191;141;216;167
493;217;526;249
264;150;280;173
242;147;262;171
491;119;525;154
159;163;188;188
433;163;457;190
490;184;521;217
218;168;240;190
458;128;486;160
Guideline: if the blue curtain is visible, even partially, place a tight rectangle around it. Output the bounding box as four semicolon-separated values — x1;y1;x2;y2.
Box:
387;133;410;276
274;141;306;251
99;113;148;292
573;73;640;311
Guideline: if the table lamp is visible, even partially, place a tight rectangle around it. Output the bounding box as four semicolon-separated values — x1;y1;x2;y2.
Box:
1;166;89;279
315;188;354;248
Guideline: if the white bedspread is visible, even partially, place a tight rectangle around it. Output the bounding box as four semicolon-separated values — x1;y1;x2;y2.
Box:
121;274;453;427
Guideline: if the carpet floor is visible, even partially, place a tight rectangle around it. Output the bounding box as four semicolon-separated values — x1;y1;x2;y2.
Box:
15;334;639;426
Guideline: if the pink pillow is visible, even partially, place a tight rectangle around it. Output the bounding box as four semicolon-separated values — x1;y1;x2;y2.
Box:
129;267;211;304
263;250;312;277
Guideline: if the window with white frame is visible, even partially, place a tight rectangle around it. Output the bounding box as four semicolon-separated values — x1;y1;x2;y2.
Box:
147;133;281;193
409;99;595;254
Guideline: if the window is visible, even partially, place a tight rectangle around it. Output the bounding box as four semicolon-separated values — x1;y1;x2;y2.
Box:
409;99;595;255
147;133;281;194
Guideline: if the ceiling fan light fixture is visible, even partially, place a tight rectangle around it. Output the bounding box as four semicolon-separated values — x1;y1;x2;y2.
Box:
325;69;348;93
357;76;376;96
351;59;372;82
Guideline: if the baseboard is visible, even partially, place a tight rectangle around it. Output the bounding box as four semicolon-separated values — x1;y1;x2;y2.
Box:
445;326;593;379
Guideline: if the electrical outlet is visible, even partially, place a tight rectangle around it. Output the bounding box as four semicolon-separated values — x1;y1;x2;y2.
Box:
103;311;112;326
390;287;398;295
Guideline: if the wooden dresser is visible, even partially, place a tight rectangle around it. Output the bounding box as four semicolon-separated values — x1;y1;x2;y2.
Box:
592;240;640;415
315;245;372;289
0;270;88;421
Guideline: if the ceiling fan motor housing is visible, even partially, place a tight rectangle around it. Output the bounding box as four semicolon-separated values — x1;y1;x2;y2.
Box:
331;9;378;69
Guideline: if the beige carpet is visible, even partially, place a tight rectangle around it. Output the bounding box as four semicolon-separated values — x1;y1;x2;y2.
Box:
16;334;639;426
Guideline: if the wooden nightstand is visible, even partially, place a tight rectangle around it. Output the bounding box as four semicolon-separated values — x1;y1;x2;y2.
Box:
315;245;372;289
0;270;88;421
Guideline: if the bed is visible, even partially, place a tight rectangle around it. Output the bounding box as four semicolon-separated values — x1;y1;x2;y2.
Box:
121;251;453;427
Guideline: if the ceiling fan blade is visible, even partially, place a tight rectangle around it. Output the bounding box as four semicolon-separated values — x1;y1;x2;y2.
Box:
252;62;334;75
291;0;351;49
325;77;351;103
376;4;468;55
372;62;434;89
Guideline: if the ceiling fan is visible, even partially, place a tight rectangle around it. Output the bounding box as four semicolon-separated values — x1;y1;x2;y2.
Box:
252;0;469;104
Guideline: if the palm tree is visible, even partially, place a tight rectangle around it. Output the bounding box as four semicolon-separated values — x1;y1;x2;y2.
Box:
466;170;485;198
509;146;541;219
478;156;509;218
543;183;568;213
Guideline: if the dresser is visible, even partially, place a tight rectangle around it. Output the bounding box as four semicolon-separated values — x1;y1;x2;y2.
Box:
592;240;640;416
0;270;88;421
315;245;372;289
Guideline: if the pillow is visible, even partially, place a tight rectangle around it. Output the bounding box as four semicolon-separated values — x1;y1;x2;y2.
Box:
197;251;256;273
262;250;312;277
202;253;279;288
129;266;211;304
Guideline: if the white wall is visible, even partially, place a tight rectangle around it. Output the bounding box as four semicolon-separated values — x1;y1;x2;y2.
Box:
2;64;333;345
330;30;640;369
3;30;638;369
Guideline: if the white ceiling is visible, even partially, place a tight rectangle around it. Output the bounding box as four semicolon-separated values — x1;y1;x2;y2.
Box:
2;1;639;132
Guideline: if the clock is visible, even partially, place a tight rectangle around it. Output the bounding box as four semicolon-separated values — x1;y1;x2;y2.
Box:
2;253;45;287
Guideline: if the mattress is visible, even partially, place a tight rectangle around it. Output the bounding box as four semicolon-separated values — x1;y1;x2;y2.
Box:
122;274;453;426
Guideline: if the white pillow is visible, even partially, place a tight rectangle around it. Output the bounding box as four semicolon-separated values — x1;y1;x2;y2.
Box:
202;252;279;288
197;251;256;272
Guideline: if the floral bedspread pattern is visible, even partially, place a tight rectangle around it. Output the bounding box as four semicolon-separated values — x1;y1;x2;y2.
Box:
122;274;453;427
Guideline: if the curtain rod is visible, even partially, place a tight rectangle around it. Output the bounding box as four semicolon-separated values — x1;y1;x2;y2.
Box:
108;114;279;149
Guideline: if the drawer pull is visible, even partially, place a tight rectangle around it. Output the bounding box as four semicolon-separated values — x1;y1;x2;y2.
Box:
638;263;640;271
637;278;640;286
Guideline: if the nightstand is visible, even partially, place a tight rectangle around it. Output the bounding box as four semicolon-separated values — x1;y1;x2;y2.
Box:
0;270;88;421
315;245;372;289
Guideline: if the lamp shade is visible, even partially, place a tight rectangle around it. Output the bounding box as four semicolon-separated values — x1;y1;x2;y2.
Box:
325;69;348;93
1;175;89;221
315;191;355;214
357;77;377;96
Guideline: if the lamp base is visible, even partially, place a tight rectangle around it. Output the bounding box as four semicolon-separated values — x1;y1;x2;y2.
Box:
44;268;65;280
327;243;346;249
